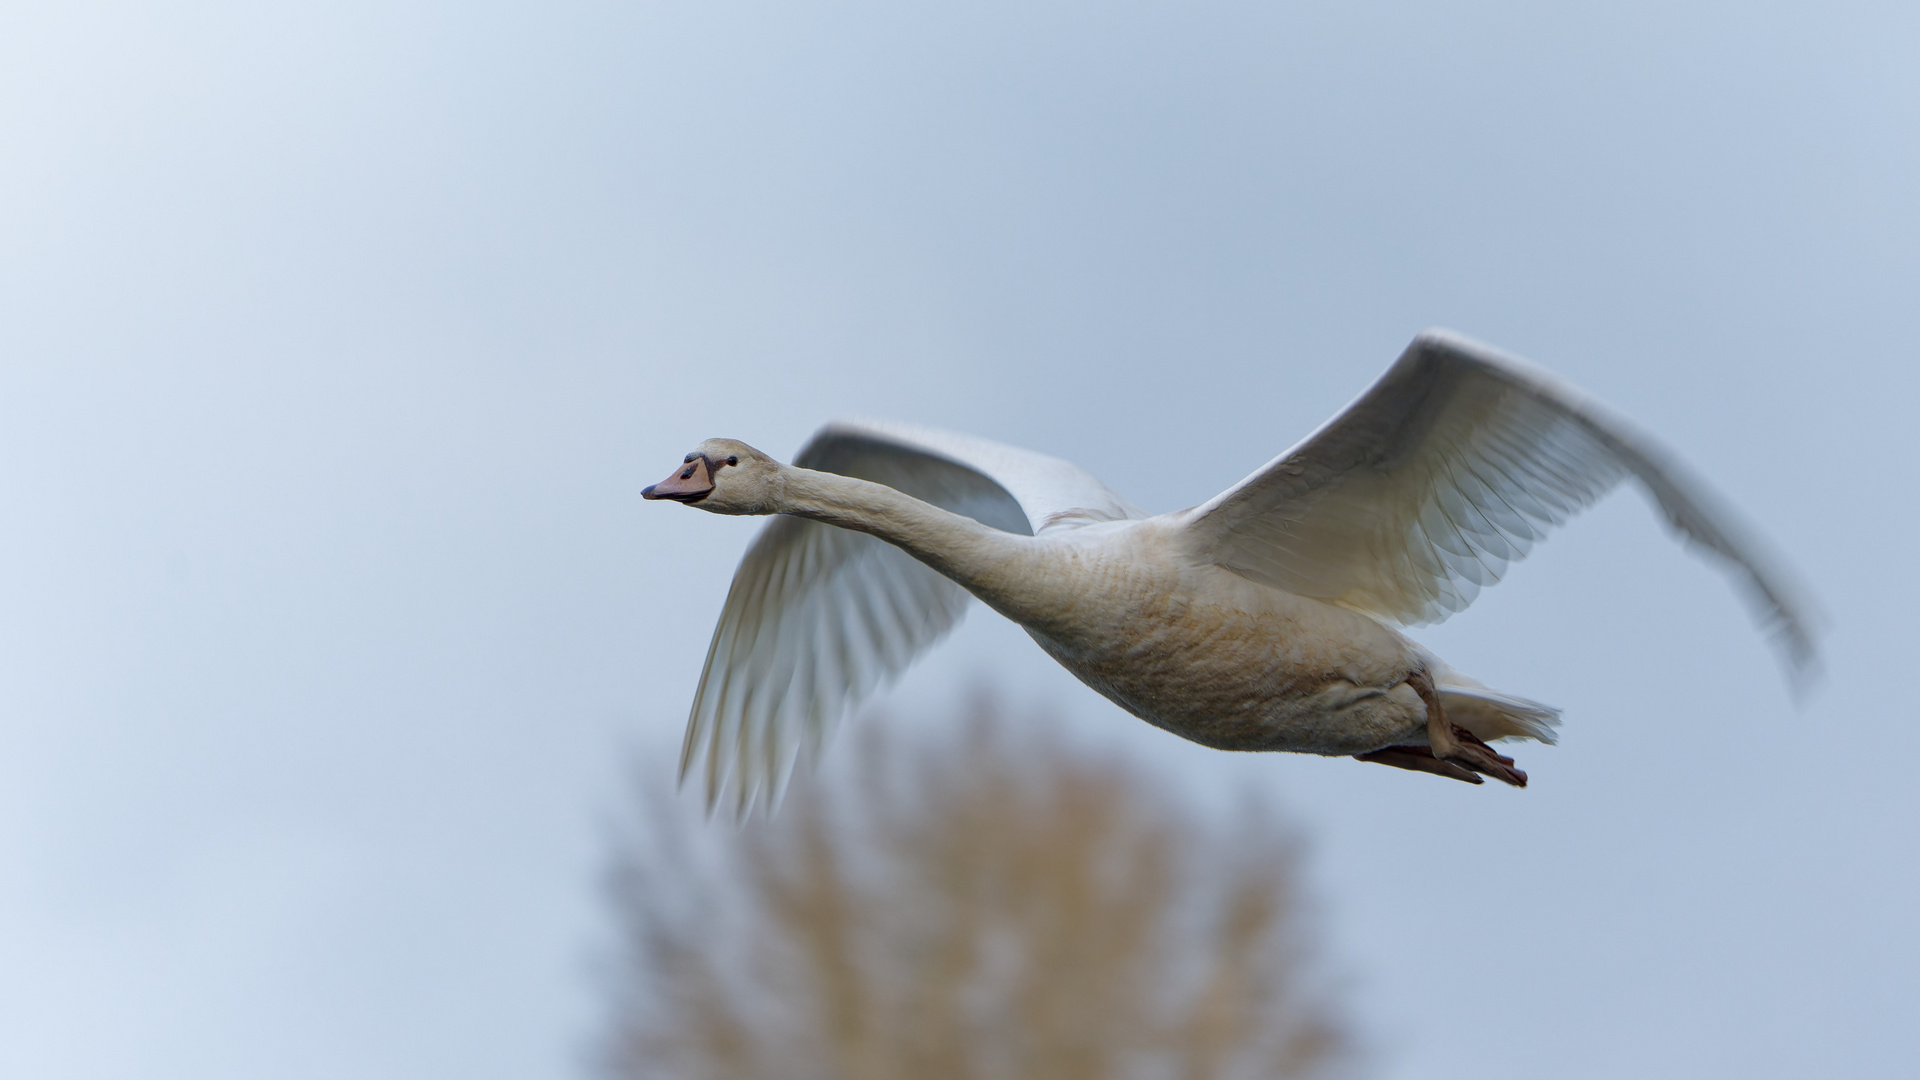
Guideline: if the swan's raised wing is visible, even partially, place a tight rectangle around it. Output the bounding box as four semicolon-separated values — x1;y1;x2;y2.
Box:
681;420;1143;815
1181;330;1819;686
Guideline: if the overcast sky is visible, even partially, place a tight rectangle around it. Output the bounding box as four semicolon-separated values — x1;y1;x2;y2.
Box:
2;2;1916;1078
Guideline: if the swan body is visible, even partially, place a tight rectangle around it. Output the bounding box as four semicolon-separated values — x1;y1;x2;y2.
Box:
940;517;1455;756
645;330;1818;812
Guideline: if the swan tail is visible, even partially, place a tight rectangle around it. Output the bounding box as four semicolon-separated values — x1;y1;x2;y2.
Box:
1437;684;1561;745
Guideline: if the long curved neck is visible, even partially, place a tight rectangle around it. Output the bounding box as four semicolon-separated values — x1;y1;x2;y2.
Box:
776;464;1033;588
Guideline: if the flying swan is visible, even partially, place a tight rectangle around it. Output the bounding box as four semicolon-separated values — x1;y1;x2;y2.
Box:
645;330;1818;812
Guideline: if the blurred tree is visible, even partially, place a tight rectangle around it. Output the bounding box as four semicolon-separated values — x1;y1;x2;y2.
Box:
601;702;1351;1080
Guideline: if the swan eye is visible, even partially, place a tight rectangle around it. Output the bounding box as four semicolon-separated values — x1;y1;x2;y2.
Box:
726;455;739;466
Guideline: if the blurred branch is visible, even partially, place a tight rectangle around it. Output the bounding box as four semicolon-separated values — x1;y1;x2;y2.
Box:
602;698;1353;1080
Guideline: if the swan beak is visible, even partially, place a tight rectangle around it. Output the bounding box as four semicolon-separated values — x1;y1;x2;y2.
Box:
643;455;716;503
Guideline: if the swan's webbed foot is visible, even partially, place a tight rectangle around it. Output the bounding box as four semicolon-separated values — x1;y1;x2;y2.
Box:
1353;745;1483;784
1444;725;1527;787
1384;670;1530;788
1352;734;1527;786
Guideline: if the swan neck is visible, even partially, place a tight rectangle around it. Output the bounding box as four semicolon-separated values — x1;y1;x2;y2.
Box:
777;465;1024;581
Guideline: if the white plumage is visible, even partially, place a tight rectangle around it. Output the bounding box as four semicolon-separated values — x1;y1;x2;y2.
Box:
646;330;1819;813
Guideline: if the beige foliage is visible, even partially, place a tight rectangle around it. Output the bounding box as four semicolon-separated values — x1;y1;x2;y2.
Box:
603;704;1350;1080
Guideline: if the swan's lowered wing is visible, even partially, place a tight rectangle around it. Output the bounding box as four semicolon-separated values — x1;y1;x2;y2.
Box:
1181;330;1819;687
682;421;1143;815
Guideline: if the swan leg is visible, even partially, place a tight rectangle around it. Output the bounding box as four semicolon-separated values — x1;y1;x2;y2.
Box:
1403;670;1529;788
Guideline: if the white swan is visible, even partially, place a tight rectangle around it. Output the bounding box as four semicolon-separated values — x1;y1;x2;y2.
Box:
645;330;1818;813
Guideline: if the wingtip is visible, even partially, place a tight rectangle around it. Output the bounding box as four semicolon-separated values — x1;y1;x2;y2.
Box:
1780;633;1826;709
1787;668;1824;708
675;742;696;790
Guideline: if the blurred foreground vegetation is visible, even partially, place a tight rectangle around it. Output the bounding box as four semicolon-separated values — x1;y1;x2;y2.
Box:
602;703;1351;1080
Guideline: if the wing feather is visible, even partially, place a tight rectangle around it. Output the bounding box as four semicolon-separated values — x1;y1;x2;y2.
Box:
678;421;1142;814
1183;330;1819;687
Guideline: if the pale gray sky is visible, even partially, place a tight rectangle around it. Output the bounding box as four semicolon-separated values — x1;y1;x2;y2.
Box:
2;2;1916;1078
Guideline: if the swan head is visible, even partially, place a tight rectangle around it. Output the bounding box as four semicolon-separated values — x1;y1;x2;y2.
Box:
642;438;783;515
